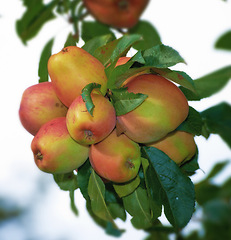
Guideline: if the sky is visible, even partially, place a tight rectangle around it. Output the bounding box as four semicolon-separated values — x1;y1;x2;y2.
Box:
0;0;231;240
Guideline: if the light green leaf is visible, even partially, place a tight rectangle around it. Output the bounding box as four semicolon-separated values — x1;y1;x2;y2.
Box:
53;172;78;191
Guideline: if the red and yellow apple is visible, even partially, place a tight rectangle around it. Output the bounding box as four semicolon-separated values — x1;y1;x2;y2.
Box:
48;46;108;107
89;129;141;183
146;130;197;165
83;0;150;28
31;117;89;174
19;82;68;136
117;74;189;143
66;92;116;145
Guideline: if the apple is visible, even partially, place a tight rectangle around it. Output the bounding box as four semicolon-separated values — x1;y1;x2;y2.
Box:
19;82;68;136
117;74;189;143
31;117;89;174
146;130;197;165
89;129;141;183
48;46;108;107
66;92;116;145
83;0;150;28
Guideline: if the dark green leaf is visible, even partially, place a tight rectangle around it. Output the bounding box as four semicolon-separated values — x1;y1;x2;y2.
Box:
142;44;185;68
82;34;114;56
16;0;58;44
215;30;231;51
81;83;101;116
180;149;200;175
38;38;54;83
201;102;231;148
53;172;78;191
221;177;231;198
123;186;153;229
110;88;148;116
177;106;203;136
113;175;140;198
70;190;78;215
81;21;115;43
129;21;162;50
64;33;78;47
142;146;195;229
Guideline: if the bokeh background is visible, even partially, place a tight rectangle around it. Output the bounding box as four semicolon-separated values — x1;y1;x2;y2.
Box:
0;0;231;239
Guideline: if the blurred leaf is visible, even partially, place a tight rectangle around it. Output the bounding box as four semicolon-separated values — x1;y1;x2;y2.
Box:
88;170;119;229
81;83;101;116
142;146;195;229
180;65;231;100
142;44;185;68
129;20;162;50
53;171;78;191
38;38;54;83
177;106;203;136
64;33;78;47
201;102;231;148
16;0;58;44
221;177;231;198
215;30;231;51
69;190;78;215
113;175;140;198
81;21;116;43
110;87;148;116
77;159;92;200
82;34;114;56
123;186;153;229
205;160;230;181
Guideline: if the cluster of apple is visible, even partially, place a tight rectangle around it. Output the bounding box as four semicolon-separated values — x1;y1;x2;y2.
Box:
19;45;197;184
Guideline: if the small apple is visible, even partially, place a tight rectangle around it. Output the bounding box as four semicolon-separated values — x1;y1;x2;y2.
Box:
48;46;108;107
83;0;150;28
19;82;68;136
31;117;89;174
146;130;197;165
89;129;141;183
117;74;189;143
66;92;116;145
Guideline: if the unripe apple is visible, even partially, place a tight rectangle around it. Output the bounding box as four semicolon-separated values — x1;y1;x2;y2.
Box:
89;129;141;183
31;117;89;174
19;82;68;136
48;46;108;107
146;131;197;165
117;74;189;143
83;0;149;28
66;92;116;145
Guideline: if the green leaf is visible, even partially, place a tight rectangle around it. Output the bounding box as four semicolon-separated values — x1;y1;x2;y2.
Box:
110;87;148;116
129;21;162;50
113;175;140;198
64;33;78;47
142;44;186;68
82;34;114;56
16;0;58;44
177;106;203;136
77;159;91;200
81;21;116;43
81;83;101;116
38;38;54;83
201;102;231;148
123;186;153;229
88;170;118;227
53;172;78;191
70;190;78;215
215;30;231;51
180;149;200;175
142;146;195;229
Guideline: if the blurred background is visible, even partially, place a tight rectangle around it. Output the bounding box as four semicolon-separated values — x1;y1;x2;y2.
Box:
0;0;231;239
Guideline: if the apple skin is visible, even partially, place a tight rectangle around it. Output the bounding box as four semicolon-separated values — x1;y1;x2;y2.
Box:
117;74;189;144
146;131;197;165
48;46;108;107
31;117;89;174
89;129;141;183
66;92;116;145
19;82;68;136
83;0;149;28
